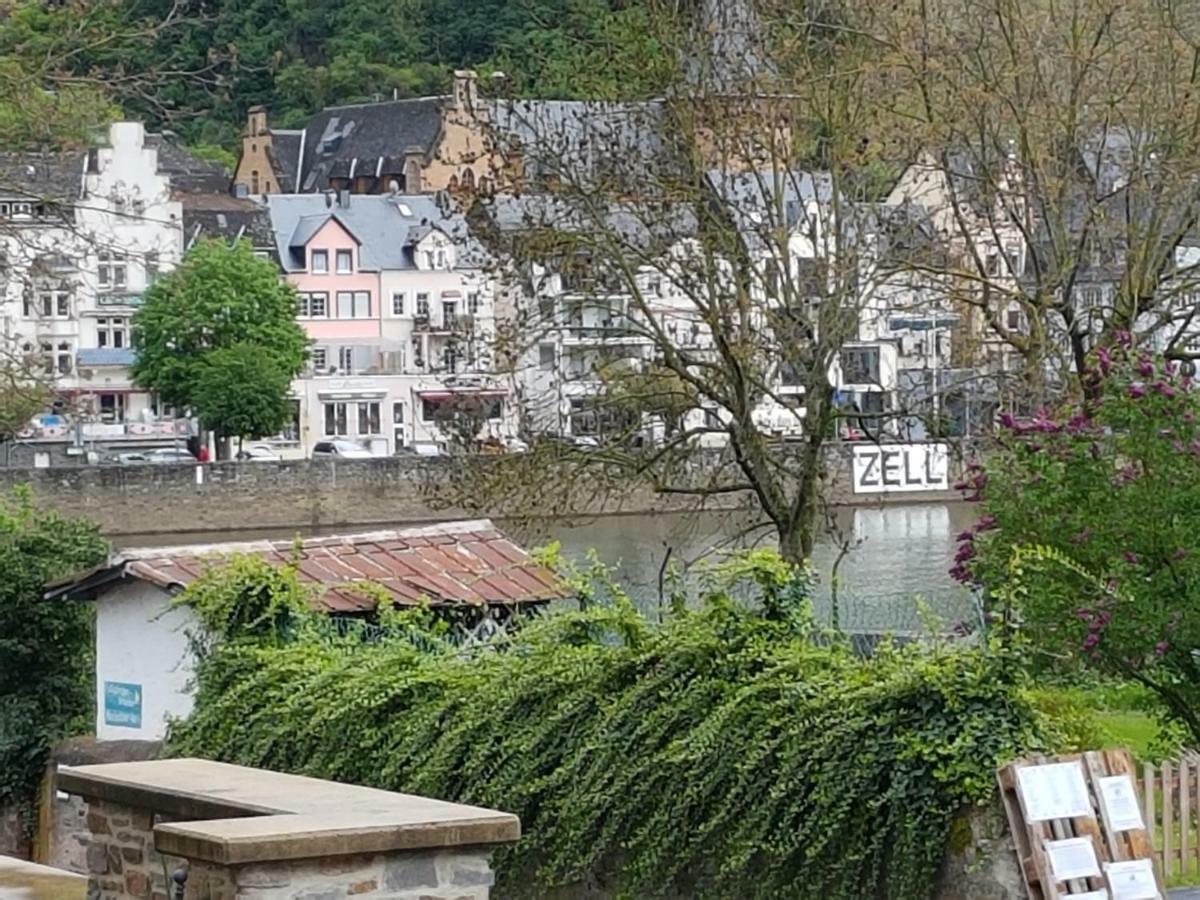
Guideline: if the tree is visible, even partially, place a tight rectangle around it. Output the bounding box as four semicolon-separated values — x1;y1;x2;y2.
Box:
878;0;1200;401
191;344;296;453
132;239;307;427
457;0;931;564
0;348;56;449
0;488;107;835
961;343;1200;743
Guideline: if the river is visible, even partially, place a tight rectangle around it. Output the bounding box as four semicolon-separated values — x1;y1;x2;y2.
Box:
114;501;983;635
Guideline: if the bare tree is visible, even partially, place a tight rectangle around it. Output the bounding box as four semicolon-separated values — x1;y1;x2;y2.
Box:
431;0;948;564
879;0;1200;396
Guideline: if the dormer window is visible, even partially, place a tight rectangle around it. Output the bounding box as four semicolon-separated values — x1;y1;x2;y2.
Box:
311;250;328;274
336;249;352;273
424;250;435;269
436;249;446;269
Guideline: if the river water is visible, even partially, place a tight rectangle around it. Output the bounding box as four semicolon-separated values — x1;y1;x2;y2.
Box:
114;501;982;635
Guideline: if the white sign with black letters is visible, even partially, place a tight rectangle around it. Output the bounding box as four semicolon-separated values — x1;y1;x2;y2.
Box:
851;443;949;494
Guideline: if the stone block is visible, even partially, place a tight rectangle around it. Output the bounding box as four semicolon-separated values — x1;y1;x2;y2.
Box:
130;809;154;830
291;890;344;900
125;869;151;898
442;856;493;889
347;879;378;895
121;846;144;865
86;811;111;835
383;855;439;891
106;845;124;875
237;865;291;889
86;843;109;874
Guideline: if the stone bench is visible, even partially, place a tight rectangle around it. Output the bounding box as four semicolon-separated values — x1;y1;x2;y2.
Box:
57;758;519;900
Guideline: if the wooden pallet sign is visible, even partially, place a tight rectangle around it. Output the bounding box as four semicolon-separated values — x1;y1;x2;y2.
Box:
998;750;1163;900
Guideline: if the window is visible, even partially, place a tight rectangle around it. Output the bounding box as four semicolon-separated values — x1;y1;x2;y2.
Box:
97;317;126;348
324;402;348;436
467;292;481;315
539;344;555;370
311;250;328;274
336;291;371;318
442;300;457;329
357;402;381;435
337;346;354;372
38;342;52;375
392;401;405;424
56;342;72;374
647;276;662;297
840;346;881;385
309;292;327;317
424;250;435;269
311;347;327;370
1006;308;1022;331
28;286;70;318
250;171;260;194
296;294;309;317
436;249;446;269
1006;244;1024;277
145;251;160;286
392;292;406;315
985;252;1001;276
336;249;353;273
98;253;126;290
98;393;126;424
421;398;440;422
416;293;430;317
394;428;406;450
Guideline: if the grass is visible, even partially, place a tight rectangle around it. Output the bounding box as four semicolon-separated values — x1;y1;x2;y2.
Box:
1096;709;1162;762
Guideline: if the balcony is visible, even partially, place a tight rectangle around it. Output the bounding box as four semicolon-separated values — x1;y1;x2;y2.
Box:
413;313;475;334
18;417;192;443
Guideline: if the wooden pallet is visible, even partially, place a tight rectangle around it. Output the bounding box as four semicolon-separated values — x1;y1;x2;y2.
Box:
998;749;1162;899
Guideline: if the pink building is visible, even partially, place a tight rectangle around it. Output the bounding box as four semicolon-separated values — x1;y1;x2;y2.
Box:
280;213;381;346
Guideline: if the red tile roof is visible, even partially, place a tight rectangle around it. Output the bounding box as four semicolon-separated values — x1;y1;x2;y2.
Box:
50;520;570;612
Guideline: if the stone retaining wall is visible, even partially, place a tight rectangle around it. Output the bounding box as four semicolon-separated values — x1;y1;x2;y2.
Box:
0;444;969;537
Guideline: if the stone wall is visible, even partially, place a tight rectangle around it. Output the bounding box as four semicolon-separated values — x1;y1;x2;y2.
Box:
0;444;969;537
83;799;178;900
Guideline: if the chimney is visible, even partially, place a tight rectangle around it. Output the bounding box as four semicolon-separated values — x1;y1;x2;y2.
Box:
451;70;479;111
338;188;351;208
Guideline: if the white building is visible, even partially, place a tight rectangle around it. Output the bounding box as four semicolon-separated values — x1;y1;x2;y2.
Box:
0;123;190;458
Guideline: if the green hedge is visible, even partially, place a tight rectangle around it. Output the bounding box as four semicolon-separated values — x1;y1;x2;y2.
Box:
167;555;1039;900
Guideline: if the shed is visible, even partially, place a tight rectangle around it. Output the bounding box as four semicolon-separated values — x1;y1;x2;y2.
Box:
47;520;570;742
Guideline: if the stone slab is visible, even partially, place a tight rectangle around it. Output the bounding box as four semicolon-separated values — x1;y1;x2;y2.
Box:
0;854;87;899
57;759;520;866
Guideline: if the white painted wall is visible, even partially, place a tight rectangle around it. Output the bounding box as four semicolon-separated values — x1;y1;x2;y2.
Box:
94;581;195;741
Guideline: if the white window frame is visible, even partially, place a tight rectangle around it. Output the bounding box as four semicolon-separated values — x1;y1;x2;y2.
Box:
311;249;328;274
336;249;353;274
392;292;406;316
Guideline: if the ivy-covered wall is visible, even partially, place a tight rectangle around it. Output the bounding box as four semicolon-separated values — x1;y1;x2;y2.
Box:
163;551;1039;900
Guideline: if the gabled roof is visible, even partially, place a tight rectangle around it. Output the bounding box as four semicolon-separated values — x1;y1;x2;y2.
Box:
183;195;275;251
46;520;571;611
266;193;482;272
299;97;445;192
148;136;231;195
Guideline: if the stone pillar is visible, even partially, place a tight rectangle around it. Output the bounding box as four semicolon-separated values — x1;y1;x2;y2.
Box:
81;800;181;900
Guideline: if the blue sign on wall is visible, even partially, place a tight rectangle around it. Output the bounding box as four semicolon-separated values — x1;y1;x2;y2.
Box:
103;681;142;729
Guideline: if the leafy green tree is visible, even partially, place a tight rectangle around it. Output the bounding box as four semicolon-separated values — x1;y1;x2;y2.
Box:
961;342;1200;743
0;488;107;835
191;344;296;453
132;239;307;413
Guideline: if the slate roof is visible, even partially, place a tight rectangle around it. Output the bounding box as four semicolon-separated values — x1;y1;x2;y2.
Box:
266;193;481;272
46;520;570;611
0;150;85;202
268;130;304;192
183;194;275;251
148;136;231;195
299;97;445;192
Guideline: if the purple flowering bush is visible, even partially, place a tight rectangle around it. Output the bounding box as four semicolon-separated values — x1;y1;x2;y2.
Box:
961;343;1200;743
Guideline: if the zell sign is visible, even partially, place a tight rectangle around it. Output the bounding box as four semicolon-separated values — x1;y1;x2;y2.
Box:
852;443;949;494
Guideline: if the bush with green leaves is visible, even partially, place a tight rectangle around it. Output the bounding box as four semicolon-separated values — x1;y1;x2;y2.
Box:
959;342;1200;745
167;550;1038;900
0;488;107;833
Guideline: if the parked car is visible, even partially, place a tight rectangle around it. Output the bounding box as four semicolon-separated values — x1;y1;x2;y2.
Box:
236;444;281;462
312;440;373;459
145;448;199;465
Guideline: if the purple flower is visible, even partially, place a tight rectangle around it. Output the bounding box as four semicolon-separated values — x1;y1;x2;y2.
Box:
1123;551;1139;564
998;412;1017;429
1173;548;1188;561
1116;330;1132;348
975;515;997;531
1153;381;1177;398
1096;346;1112;375
955;530;974;542
1083;633;1101;652
1156;641;1170;657
1137;358;1155;378
1128;383;1146;399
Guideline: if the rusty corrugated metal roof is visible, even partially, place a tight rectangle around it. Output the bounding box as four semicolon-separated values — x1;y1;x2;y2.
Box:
60;520;570;611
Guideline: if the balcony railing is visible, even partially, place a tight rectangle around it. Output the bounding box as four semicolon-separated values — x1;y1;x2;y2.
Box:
413;314;475;333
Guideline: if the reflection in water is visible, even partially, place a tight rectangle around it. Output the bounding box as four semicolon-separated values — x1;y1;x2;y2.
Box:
115;502;983;635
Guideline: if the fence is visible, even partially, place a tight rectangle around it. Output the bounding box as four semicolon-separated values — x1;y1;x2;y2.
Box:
1140;752;1200;884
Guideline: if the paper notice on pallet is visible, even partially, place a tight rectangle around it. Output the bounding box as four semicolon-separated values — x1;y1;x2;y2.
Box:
1097;774;1145;832
1104;859;1160;900
1046;837;1101;881
1065;892;1109;900
1017;760;1093;821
